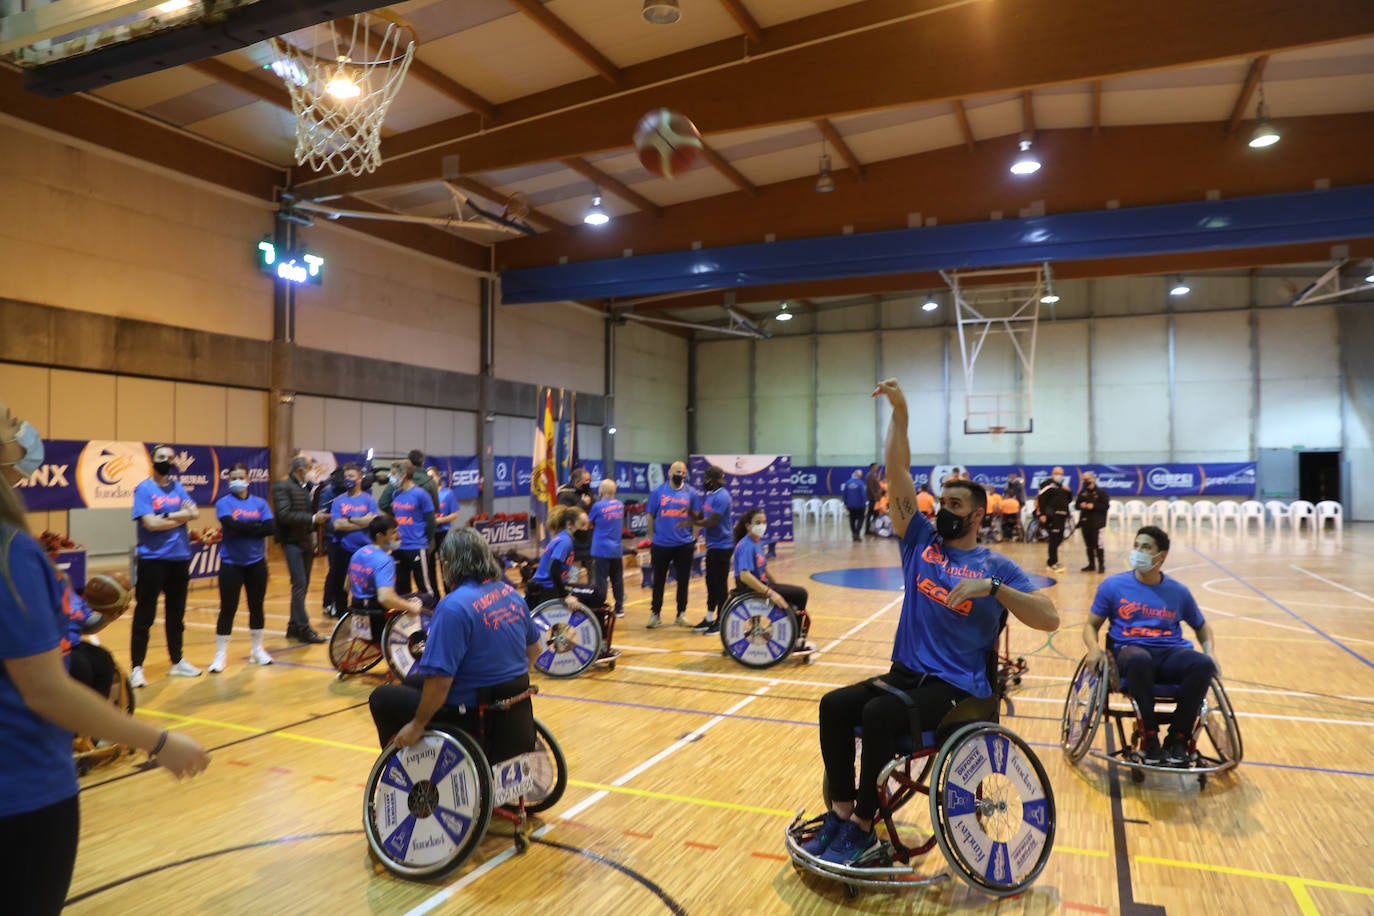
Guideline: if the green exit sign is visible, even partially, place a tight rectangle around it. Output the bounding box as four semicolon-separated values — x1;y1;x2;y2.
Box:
257;239;324;285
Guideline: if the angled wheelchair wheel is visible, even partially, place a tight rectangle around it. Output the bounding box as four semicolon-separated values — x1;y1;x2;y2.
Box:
719;593;798;669
930;722;1055;897
382;610;432;681
364;729;494;880
1060;656;1108;763
330;612;383;675
1200;677;1243;766
530;600;603;679
504;718;568;815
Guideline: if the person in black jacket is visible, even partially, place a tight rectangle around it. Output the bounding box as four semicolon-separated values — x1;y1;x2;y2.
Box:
557;467;594;567
863;463;882;535
1075;471;1110;573
271;455;328;643
1035;467;1072;574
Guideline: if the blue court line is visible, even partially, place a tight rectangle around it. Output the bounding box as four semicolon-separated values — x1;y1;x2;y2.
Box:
1189;546;1374;670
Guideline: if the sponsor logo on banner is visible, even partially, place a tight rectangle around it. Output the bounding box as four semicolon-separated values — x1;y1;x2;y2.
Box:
167;447;219;503
77;441;151;509
1146;466;1193;491
1202;464;1255;491
188;543;222;581
13;463;71;489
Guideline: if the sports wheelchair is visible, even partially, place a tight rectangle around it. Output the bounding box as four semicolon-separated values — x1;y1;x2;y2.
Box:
785;684;1055;898
717;591;814;668
73;645;137;776
363;685;568;879
329;601;433;682
528;598;619;678
1061;653;1242;788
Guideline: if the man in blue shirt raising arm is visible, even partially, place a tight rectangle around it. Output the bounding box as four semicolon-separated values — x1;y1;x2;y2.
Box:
801;378;1060;867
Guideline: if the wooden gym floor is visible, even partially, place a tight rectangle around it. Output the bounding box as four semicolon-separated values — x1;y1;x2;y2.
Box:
66;519;1374;915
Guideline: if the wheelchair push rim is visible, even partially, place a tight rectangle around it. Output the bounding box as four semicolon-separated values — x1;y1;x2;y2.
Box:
382;609;432;681
930;722;1055;897
1199;677;1243;768
719;594;799;668
530;600;603;678
1061;655;1108;763
330;612;384;675
504;718;568;815
364;729;494;879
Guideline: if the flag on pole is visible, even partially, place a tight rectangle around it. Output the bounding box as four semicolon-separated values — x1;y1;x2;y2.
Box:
556;390;576;485
531;388;557;528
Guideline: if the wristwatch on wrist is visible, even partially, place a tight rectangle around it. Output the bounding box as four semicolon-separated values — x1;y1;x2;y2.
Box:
988;576;1002;597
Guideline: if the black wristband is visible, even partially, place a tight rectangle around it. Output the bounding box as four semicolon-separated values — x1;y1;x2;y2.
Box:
151;729;169;757
988;576;1002;597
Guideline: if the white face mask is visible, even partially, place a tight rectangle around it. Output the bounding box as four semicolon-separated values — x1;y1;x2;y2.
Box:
750;523;767;538
1129;549;1157;572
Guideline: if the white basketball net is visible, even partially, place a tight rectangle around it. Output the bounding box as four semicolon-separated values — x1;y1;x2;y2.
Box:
269;14;416;176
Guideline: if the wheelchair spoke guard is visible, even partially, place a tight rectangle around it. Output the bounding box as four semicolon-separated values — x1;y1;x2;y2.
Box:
530;600;603;679
330;612;383;675
382;609;432;680
720;594;798;668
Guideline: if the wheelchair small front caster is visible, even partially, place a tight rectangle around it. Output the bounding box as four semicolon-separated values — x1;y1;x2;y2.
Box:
843;883;858;901
515;832;529;854
1198;773;1208;790
1131;767;1145;784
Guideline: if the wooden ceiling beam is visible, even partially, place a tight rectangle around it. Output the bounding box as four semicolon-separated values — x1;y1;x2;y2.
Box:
444;176;569;231
1021;89;1036;140
560;157;662;216
187;59;293;113
1227;55;1270;134
506;0;620;84
952;100;976;150
497;114;1374;269
816;118;865;179
1091;80;1102;136
698;142;757;195
717;0;764;43
404;57;498;120
299;0;1374;199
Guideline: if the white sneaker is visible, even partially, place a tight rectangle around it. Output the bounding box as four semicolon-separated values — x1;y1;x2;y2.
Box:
168;659;202;677
207;653;227;674
249;647;274;666
129;665;147;688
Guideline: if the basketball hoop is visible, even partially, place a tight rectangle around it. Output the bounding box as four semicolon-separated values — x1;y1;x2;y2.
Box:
269;12;416;176
989;426;1007;444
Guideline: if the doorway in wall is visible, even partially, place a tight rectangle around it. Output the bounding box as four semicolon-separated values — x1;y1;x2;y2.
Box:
1298;450;1341;505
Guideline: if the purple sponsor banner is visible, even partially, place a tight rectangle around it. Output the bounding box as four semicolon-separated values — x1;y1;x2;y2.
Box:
692;454;794;543
492;456;534;498
473;517;531;547
614;461;666;495
433;455;481;500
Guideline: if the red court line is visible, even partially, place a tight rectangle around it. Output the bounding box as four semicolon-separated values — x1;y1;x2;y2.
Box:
750;851;788;862
623;830;655;840
227;760;251;767
267;766;292;774
683;840;718;851
312;775;337;782
1063;902;1109;913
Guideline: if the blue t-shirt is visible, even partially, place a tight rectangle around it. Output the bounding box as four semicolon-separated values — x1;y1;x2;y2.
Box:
332;491;379;554
315;480;347;542
893;513;1036;698
532;530;574;589
648;483;699;547
0;528;78;816
215;493;273;566
1090;571;1204;649
841;476;867;510
414;578;539;708
348;544;396;602
587;498;624;559
390;486;435;550
732;535;769;584
132;477;194;561
436;487;459;534
701;488;733;550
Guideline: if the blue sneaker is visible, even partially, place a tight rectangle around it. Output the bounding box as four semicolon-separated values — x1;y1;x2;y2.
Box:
818;820;879;865
799;810;845;857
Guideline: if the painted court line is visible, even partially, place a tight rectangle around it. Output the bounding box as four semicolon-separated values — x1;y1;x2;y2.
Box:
1291;564;1374;604
402;823;557;916
818;594;904;655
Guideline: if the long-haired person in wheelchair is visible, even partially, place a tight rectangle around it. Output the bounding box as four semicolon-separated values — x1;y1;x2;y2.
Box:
732;507;814;654
0;403;209;914
803;380;1059;867
1082;525;1219;766
526;504;616;660
368;529;542;752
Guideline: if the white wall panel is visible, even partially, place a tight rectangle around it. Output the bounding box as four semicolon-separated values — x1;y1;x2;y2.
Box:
1175;311;1252;460
614;321;687;462
322;398;362;453
294;395;326;449
116;376;174;443
360;402;395;455
1258;307;1340;449
1024;322;1090;464
1092;316;1170;462
755;336;812;460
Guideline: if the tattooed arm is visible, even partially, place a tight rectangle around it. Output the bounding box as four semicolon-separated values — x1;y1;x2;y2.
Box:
873;378;918;539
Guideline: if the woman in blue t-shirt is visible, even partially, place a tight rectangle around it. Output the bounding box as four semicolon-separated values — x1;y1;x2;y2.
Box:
729;507;813;651
0;406;209;913
1083;525;1219;766
526;506;615;657
209;463;277;673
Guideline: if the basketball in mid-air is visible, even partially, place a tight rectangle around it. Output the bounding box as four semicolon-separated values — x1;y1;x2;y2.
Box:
634;108;704;178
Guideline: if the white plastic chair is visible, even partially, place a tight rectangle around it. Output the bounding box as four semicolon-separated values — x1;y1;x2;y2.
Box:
1289;500;1317;532
1123;499;1148;529
1106;501;1124;533
1169;501;1193;530
1315;500;1343;532
792;498;807;522
1216;501;1241;532
1240;500;1266;532
1192;500;1217;530
804;498;823;526
822;498;845;530
1265;500;1290;533
1147;500;1170;527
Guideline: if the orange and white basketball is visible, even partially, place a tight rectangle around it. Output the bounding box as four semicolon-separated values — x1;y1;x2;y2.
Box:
633;108;704;179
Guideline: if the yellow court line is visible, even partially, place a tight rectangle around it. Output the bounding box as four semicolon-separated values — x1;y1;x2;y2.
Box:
1137;855;1374;897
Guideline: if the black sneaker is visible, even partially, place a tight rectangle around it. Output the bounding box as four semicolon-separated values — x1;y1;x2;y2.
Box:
1139;737;1165;765
1081;564;1096;572
691;618;713;631
704;620;720;635
1163;736;1190;767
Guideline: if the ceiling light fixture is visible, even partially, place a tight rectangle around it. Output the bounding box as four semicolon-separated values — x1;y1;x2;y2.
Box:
1365;269;1374;283
1040;282;1060;304
776;302;793;322
325;61;361;100
155;0;193;13
642;0;681;25
1248;81;1281;149
1169;275;1191;296
921;294;939;312
1009;134;1041;175
583;193;610;226
815;154;835;194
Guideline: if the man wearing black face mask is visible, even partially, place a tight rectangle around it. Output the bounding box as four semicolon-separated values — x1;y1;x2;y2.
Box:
690;465;733;633
558;467;594;567
1074;471;1109;573
646;460;700;628
1035;466;1072;574
802;379;1059;867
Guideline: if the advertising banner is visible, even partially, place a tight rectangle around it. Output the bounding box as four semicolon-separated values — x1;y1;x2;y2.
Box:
691;454;794;543
472;517;532;547
783;462;1255;498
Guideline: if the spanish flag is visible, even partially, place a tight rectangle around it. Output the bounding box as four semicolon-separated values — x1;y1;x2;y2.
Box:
531;388;558;524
